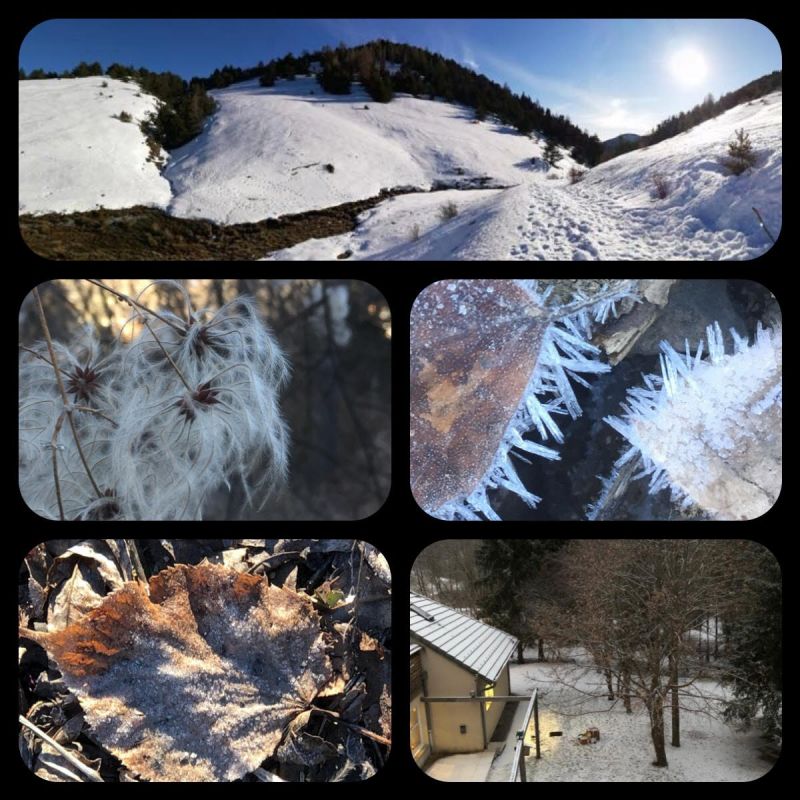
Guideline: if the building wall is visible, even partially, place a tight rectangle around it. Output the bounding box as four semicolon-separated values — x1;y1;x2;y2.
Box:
420;647;488;753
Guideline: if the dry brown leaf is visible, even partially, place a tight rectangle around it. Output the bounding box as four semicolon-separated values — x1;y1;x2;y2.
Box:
208;547;249;571
47;561;107;631
21;563;334;782
276;709;338;767
58;540;133;588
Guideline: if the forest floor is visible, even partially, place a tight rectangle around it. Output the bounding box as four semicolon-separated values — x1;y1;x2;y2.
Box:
19;539;391;782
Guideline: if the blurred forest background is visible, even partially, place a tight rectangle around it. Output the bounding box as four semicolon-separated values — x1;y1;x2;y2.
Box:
19;279;391;520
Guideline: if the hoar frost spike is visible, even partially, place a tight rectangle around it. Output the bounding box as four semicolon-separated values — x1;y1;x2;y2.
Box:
410;279;639;520
596;321;782;520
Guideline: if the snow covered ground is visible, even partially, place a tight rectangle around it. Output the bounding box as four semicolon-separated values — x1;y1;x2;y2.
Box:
509;655;776;782
271;92;782;261
166;77;541;224
18;78;171;215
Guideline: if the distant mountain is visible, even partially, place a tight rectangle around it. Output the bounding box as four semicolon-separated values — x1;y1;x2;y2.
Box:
602;133;641;150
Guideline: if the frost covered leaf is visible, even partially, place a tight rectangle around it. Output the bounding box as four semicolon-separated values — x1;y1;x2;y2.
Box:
411;280;549;512
21;563;333;782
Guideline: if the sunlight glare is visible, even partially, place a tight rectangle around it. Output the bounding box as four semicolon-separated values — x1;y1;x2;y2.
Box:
668;47;709;86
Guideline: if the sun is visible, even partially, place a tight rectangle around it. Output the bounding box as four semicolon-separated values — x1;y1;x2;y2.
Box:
668;47;709;86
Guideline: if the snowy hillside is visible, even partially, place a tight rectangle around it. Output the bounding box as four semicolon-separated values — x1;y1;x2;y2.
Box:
269;92;782;261
19;74;781;260
19;78;171;215
166;78;550;224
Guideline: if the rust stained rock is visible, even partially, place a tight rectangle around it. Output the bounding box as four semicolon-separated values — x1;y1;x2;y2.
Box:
21;563;333;782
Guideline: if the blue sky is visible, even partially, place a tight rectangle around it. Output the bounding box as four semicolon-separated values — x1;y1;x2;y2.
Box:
20;19;781;138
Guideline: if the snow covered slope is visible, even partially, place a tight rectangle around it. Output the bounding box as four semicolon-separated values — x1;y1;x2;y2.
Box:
270;92;782;261
166;78;544;224
19;78;171;215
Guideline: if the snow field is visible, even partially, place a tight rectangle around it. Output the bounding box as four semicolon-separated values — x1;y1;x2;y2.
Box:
18;78;171;214
20;76;781;260
167;77;543;224
509;657;774;782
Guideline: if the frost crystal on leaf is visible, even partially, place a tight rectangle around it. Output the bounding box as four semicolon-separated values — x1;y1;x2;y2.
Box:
21;563;333;782
410;279;638;520
598;323;782;520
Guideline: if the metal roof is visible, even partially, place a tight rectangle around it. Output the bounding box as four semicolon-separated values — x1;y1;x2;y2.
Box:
409;592;518;684
410;643;422;656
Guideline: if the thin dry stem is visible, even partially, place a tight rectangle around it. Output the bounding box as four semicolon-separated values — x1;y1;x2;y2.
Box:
50;412;66;520
126;540;149;587
309;707;391;747
141;316;192;392
19;714;103;782
33;287;102;500
85;279;185;334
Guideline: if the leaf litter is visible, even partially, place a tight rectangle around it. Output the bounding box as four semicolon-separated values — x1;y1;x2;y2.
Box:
19;539;391;782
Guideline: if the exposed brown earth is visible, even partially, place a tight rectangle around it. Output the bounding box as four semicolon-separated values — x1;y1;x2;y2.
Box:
19;188;416;260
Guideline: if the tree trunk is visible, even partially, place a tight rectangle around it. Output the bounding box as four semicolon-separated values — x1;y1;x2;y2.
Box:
517;640;524;664
705;617;711;663
537;638;545;662
649;690;668;767
714;616;719;659
605;669;615;701
669;653;680;747
622;668;632;713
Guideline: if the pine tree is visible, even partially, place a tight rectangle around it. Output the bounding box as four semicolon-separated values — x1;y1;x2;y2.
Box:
723;543;782;742
543;139;562;167
723;128;757;174
476;539;565;662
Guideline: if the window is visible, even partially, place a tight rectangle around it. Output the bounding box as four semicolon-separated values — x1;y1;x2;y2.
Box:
483;682;495;712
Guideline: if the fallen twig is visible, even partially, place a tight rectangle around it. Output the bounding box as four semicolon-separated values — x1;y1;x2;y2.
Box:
309;707;391;747
19;714;103;782
752;207;776;245
253;767;286;782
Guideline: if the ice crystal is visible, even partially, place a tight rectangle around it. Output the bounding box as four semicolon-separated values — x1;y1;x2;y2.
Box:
598;322;782;520
410;279;639;520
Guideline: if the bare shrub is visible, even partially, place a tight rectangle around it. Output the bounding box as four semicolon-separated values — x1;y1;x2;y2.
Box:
569;167;586;184
116;110;133;123
439;200;458;221
652;172;671;200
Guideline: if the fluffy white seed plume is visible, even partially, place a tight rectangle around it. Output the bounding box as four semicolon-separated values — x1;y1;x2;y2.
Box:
600;322;782;520
19;284;289;520
19;331;121;520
